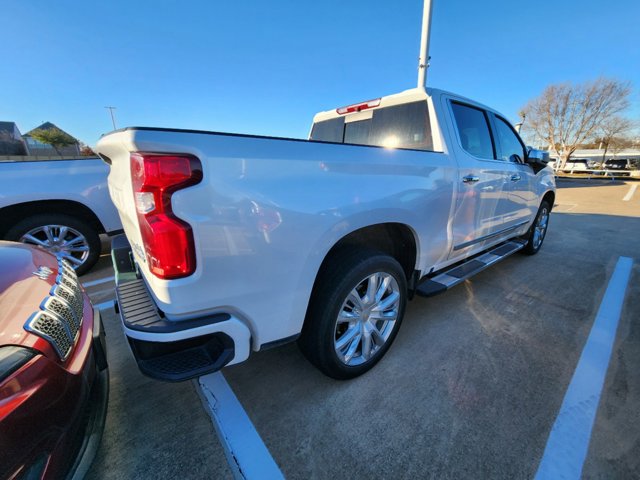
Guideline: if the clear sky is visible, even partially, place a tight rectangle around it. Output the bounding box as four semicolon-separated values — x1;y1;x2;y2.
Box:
3;0;639;146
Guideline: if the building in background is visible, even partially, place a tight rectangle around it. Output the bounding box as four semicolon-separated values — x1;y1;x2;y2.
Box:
550;148;640;165
0;121;28;155
22;122;81;156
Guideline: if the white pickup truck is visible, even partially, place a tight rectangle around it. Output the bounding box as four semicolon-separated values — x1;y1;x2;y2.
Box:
97;87;554;381
0;158;122;274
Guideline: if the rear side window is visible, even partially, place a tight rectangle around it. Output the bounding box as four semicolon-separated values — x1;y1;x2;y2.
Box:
310;101;433;151
310;117;345;143
494;116;525;162
451;102;495;160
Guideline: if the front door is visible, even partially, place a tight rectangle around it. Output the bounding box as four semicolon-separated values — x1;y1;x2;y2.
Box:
447;100;515;259
490;114;537;231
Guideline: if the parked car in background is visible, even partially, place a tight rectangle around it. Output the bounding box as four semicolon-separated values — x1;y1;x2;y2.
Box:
98;87;555;381
586;159;599;169
604;158;633;170
548;158;592;171
562;158;590;172
0;241;108;479
0;158;122;274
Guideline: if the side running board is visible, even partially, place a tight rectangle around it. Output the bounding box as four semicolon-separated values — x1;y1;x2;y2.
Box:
415;239;527;297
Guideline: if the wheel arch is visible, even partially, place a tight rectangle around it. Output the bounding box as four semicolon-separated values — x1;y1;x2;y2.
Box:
318;223;419;281
0;200;106;238
297;226;414;378
542;190;555;211
298;223;418;332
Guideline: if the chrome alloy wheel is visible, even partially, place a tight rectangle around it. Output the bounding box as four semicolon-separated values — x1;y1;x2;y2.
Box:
532;207;549;250
334;272;401;366
19;224;90;269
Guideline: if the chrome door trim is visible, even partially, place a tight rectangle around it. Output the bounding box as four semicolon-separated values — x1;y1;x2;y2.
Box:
453;220;529;251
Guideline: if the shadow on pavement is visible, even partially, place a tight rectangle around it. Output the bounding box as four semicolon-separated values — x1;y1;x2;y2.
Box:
221;211;639;480
555;178;627;189
87;308;232;480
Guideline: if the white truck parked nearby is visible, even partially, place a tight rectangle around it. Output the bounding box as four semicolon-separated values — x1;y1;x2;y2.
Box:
97;87;554;381
0;158;122;274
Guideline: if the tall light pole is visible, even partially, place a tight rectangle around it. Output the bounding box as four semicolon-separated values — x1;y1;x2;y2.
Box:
417;0;434;89
104;106;117;130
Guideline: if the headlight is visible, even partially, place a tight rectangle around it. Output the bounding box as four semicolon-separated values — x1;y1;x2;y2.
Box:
0;346;37;383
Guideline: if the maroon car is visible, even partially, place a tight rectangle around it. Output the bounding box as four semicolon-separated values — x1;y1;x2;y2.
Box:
0;241;108;479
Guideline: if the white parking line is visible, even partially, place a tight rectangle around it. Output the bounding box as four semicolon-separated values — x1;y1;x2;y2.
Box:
534;256;633;480
622;183;637;202
82;275;115;288
198;372;283;480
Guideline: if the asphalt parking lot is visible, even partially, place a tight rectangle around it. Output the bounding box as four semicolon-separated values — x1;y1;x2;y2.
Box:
85;178;639;480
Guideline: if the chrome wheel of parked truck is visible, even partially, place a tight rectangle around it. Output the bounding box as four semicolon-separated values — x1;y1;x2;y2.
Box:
522;200;551;255
298;249;407;379
533;207;549;249
6;214;102;275
20;224;90;266
334;272;401;366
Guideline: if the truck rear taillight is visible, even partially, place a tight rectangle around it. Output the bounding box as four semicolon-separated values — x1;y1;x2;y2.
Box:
130;153;203;279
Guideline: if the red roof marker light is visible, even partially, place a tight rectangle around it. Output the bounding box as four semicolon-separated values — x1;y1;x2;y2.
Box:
336;98;381;115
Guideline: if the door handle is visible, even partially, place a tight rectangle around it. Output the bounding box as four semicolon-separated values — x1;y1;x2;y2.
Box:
510;174;521;182
463;175;480;184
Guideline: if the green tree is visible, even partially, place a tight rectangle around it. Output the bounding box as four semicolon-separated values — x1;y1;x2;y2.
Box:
29;127;77;155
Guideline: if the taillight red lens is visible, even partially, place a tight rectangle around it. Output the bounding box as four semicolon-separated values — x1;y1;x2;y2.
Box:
130;153;203;279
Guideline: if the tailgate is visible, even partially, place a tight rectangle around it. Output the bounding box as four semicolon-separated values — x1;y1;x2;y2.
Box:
96;131;145;263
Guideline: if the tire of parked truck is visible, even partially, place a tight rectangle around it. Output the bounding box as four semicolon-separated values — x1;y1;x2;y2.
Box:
521;200;551;255
6;214;101;275
298;248;407;380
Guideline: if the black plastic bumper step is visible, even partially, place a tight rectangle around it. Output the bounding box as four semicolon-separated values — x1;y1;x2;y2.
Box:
112;240;237;382
129;334;234;382
116;279;229;333
415;239;526;297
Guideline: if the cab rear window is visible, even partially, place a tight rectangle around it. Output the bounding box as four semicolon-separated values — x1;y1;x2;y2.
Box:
310;117;345;143
310;101;434;151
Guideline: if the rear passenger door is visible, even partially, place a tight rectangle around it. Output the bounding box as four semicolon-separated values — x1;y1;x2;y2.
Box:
447;100;515;259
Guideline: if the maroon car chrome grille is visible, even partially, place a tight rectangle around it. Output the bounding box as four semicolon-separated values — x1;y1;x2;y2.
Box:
24;258;85;360
43;296;80;332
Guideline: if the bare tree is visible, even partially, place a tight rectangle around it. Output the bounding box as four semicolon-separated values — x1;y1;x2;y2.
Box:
596;116;635;167
521;78;631;169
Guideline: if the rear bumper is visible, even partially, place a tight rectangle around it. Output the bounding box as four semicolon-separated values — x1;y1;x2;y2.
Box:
111;235;251;382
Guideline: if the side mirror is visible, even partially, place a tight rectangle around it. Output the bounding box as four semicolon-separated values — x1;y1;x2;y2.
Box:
526;147;550;166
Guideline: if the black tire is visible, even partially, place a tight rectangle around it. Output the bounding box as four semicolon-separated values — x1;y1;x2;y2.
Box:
521;200;551;255
298;248;407;380
5;213;101;275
